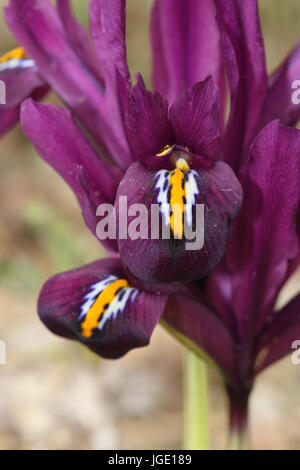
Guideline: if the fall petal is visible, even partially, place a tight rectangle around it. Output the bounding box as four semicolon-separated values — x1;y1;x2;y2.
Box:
115;161;242;283
0;54;45;107
0;47;48;134
38;258;167;359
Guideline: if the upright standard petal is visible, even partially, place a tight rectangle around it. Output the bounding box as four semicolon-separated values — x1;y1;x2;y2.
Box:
21;99;122;252
125;76;173;161
151;0;222;104
115;161;242;283
125;77;221;170
260;41;300;129
169;77;221;164
89;0;130;85
5;0;132;167
226;121;300;367
56;0;102;81
89;0;132;155
38;258;167;358
214;0;268;171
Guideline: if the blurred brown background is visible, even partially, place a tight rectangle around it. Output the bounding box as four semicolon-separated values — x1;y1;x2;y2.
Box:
0;0;300;450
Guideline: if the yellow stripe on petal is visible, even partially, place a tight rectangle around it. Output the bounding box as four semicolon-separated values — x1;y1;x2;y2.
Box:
169;168;186;238
81;279;128;338
156;144;172;157
0;47;27;63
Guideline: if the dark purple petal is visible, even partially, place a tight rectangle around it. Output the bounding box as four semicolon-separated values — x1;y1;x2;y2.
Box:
115;161;242;283
0;48;48;135
56;0;102;81
89;0;130;85
5;0;132;167
169;77;221;165
38;258;167;359
226;121;300;347
89;0;133;153
126;77;221;169
255;294;300;373
151;0;223;104
125;76;174;161
205;264;235;330
260;41;300;129
163;294;236;382
214;0;268;171
123;263;198;298
0;107;20;136
0;58;45;107
21;99;122;252
0;83;48;137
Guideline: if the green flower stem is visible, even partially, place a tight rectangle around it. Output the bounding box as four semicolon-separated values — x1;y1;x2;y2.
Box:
184;350;209;450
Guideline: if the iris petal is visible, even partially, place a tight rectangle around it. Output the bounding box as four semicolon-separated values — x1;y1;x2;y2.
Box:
38;258;167;359
151;0;223;105
125;76;221;170
115;161;243;282
21;99;122;252
225;120;300;337
214;0;268;170
5;0;132;167
260;40;300;129
169;77;221;164
0;46;48;135
163;294;236;382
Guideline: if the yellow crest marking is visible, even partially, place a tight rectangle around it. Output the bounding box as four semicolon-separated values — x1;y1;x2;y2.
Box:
169;158;191;238
156;144;172;157
81;279;128;338
0;47;27;63
169;168;186;238
176;157;190;172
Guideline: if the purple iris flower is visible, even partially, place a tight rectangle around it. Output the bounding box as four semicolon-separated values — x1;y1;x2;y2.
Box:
2;0;300;439
0;45;48;136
